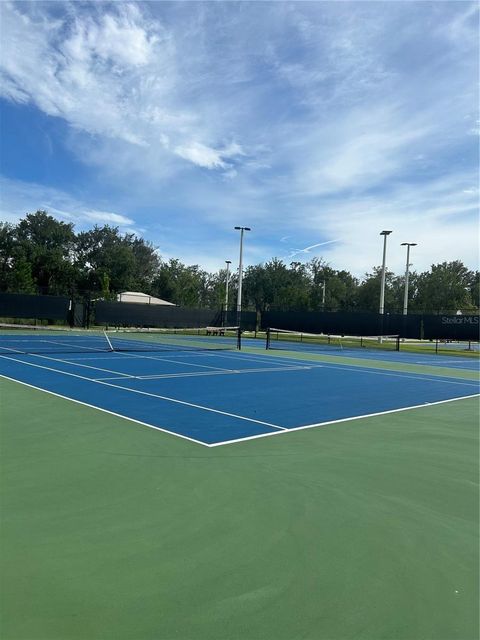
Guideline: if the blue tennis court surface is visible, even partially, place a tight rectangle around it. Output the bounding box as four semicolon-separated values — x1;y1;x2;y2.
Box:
1;347;478;446
243;335;480;371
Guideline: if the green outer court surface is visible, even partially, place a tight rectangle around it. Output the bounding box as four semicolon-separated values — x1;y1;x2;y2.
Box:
1;349;479;640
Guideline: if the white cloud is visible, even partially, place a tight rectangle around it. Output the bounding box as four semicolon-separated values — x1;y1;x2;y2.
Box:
174;142;227;169
84;210;134;226
284;240;340;261
0;2;173;147
174;140;245;170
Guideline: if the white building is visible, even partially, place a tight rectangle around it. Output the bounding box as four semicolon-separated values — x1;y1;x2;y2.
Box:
116;291;175;306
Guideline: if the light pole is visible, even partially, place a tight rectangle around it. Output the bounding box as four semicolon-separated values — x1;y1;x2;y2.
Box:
401;243;417;315
321;280;326;310
379;230;392;315
234;226;251;327
224;260;231;326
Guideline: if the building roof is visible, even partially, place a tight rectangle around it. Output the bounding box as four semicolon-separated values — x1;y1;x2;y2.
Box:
117;291;175;306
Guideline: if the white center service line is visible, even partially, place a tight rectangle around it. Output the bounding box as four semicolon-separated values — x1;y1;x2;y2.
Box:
95;364;314;381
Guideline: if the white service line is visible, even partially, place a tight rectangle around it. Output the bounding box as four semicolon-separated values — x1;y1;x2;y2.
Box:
15;346;241;372
7;347;242;377
110;348;316;371
65;347;312;370
0;353;286;431
110;350;238;371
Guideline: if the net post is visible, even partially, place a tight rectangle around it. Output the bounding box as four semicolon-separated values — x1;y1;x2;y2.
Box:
103;329;115;352
266;328;271;350
237;327;242;350
395;335;400;351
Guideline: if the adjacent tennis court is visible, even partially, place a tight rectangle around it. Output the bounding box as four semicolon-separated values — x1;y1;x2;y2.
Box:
1;325;479;639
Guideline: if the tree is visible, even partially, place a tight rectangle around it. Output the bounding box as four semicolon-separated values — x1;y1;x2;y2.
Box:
470;272;480;309
306;259;359;311
0;222;16;291
128;236;161;292
75;226;160;296
356;267;396;313
243;259;299;311
151;259;211;307
202;268;235;311
414;261;476;313
13;211;77;294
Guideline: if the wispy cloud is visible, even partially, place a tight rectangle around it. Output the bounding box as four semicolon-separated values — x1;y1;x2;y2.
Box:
285;240;340;260
0;1;478;277
0;177;136;232
84;210;134;226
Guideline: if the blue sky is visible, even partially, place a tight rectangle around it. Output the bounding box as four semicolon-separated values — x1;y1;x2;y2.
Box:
0;1;478;277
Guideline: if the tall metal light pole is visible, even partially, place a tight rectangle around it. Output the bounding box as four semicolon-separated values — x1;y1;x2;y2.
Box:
234;226;251;327
321;280;326;310
401;242;417;315
379;230;392;315
224;260;231;326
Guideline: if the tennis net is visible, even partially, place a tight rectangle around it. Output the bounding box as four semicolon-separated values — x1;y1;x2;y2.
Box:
266;328;400;352
0;323;241;355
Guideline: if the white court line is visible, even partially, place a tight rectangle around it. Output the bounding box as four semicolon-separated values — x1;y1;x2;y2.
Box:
208;393;480;447
414;360;479;367
95;364;314;381
61;350;316;380
37;350;266;380
63;347;318;370
5;348;242;378
110;351;237;372
0;374;209;448
304;363;480;387
70;346;286;373
0;338;103;351
209;348;480;377
243;345;480;370
188;348;479;387
239;351;479;385
15;351;135;378
2;350;477;449
5;346;241;373
0;353;286;431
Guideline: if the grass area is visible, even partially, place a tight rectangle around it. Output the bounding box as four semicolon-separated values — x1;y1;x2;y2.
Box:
1;374;478;640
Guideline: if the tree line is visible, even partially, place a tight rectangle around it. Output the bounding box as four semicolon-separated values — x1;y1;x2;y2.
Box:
1;211;478;314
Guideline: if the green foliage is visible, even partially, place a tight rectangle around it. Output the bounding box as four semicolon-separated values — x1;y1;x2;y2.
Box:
356;267;397;312
1;211;478;314
151;259;210;307
413;261;477;313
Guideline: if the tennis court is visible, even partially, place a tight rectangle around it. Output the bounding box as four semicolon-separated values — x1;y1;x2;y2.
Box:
1;325;479;639
0;326;478;446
